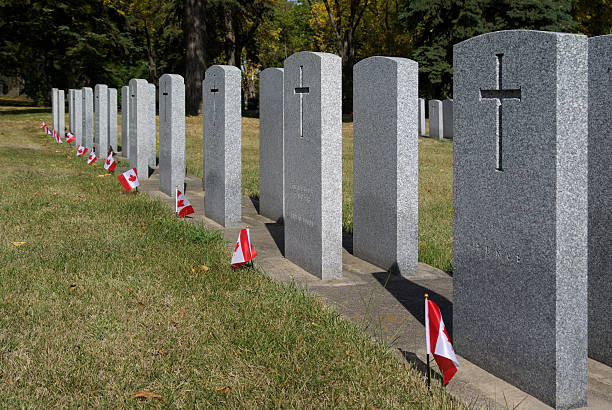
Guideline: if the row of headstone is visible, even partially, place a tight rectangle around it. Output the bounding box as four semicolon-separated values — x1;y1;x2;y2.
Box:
49;30;609;410
253;32;611;409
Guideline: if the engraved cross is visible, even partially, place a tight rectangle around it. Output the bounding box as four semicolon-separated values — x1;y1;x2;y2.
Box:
480;54;521;171
210;82;219;126
294;65;309;138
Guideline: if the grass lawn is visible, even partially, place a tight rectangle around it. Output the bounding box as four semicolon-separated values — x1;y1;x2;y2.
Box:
0;105;461;407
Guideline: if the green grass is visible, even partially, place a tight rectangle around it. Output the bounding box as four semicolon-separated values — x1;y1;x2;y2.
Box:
0;106;462;407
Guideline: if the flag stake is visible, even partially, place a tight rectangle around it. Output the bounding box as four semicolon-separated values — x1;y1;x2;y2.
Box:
425;293;431;389
175;185;179;216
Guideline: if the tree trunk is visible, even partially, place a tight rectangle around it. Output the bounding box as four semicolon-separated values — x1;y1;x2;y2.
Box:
224;5;235;66
144;22;157;83
185;0;207;116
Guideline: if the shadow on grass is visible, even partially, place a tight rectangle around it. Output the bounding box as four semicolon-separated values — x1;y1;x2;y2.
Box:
399;349;444;383
0;108;50;115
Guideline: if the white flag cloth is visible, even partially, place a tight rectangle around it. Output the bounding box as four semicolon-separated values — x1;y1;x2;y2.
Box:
231;228;257;268
117;168;139;192
425;298;459;384
87;151;97;165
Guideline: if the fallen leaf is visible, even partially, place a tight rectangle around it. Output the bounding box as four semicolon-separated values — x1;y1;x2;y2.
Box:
73;200;78;203
155;348;165;356
11;241;27;247
171;320;178;327
216;386;231;395
136;301;146;308
97;174;111;178
197;264;209;271
69;283;77;291
178;309;185;318
131;391;161;400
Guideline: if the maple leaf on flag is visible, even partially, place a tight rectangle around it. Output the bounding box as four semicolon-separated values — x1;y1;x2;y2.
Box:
129;174;137;182
106;159;111;165
175;189;195;218
177;200;184;208
117;168;139;192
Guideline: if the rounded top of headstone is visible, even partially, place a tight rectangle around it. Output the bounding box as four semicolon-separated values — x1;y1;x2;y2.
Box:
261;67;284;74
454;29;586;52
159;73;184;85
94;84;108;91
128;78;147;88
206;65;241;75
284;51;341;67
589;34;612;44
354;55;417;71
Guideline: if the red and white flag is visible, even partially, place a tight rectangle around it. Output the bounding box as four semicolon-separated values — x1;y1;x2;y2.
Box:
46;127;52;135
87;151;97;165
104;152;117;172
76;145;88;156
175;187;194;218
425;299;459;385
231;228;257;268
117;168;139;192
54;130;62;143
40;121;46;129
66;132;76;143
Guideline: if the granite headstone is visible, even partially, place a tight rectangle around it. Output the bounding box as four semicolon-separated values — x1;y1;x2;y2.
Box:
587;34;612;367
453;30;588;409
443;98;453;138
418;98;425;136
108;88;118;152
353;56;418;277
72;89;82;146
283;51;342;280
129;79;153;179
147;83;156;168
259;67;285;222
428;99;443;139
121;85;130;157
159;74;185;197
94;84;108;155
82;87;94;150
202;65;242;226
52;88;58;132
57;89;65;138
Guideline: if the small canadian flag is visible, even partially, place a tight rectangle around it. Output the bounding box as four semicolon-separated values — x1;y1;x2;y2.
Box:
54;130;62;143
66;132;76;143
46;127;52;135
40;121;46;129
175;186;194;218
425;297;459;385
104;152;117;172
76;145;88;157
87;151;97;165
117;168;139;192
231;227;257;268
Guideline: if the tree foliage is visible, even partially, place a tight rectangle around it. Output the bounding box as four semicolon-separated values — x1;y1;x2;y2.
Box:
0;0;609;105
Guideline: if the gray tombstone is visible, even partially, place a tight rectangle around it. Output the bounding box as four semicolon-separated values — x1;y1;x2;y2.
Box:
82;87;94;150
588;34;612;367
108;88;118;152
129;79;154;179
147;83;157;168
202;65;242;226
121;85;130;157
453;30;588;409
52;88;58;132
72;89;82;146
94;84;109;156
57;90;65;138
353;56;418;277
159;74;185;197
443;98;453;138
418;98;425;136
68;89;74;134
428;99;443;139
283;51;342;280
259;67;285;222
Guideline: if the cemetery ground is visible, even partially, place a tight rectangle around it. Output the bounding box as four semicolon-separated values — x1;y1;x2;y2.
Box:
0;103;461;407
